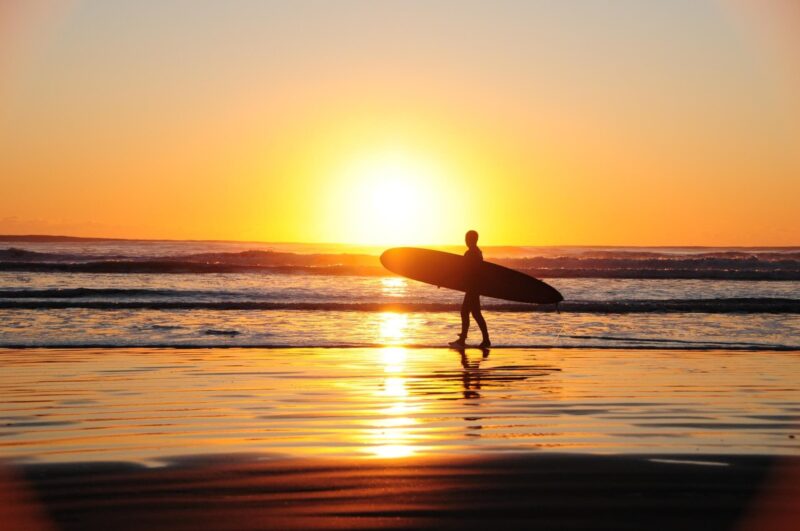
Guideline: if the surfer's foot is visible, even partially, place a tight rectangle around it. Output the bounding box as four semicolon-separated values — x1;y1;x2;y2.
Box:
449;338;466;348
479;339;491;348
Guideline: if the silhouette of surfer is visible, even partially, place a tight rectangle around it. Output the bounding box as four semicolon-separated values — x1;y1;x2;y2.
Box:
450;230;491;348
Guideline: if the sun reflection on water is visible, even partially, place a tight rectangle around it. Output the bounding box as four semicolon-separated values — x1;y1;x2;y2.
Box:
369;346;419;458
382;376;408;397
380;276;407;297
4;347;798;464
381;346;407;373
378;313;408;345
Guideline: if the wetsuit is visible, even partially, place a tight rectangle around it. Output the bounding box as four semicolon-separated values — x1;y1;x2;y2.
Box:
459;246;489;343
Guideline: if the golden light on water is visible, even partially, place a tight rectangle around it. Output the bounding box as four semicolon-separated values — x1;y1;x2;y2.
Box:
380;277;407;297
3;347;800;464
378;279;411;348
369;346;417;458
382;376;408;398
378;313;408;346
372;414;417;459
381;346;407;373
369;311;418;458
371;442;416;459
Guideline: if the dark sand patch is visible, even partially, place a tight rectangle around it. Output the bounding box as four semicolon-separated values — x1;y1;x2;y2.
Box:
4;453;799;530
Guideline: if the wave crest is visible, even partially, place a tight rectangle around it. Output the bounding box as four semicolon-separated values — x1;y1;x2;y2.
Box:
2;246;800;280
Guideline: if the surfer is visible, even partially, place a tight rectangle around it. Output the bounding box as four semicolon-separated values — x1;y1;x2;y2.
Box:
450;230;491;348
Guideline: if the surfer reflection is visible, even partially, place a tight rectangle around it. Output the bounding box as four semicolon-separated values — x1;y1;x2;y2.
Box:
457;347;490;399
449;230;491;348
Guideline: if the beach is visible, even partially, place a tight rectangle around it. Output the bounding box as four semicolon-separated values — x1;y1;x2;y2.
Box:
8;452;800;530
4;0;800;528
2;240;799;529
2;346;799;529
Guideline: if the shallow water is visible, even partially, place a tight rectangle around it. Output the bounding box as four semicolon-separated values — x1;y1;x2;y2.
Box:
1;309;798;349
2;270;799;349
1;347;798;465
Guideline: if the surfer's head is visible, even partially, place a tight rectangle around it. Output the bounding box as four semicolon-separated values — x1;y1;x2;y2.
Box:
465;230;479;248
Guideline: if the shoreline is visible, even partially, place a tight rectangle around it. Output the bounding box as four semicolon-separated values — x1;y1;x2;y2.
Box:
2;344;799;351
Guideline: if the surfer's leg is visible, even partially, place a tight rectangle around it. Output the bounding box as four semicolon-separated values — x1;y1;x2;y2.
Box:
471;297;490;346
449;294;471;347
459;294;470;341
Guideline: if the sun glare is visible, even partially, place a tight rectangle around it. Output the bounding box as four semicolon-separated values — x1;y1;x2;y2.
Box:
353;154;436;245
367;166;415;214
324;148;459;246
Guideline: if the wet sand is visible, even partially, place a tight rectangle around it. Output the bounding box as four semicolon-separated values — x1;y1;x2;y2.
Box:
2;347;799;529
4;453;800;530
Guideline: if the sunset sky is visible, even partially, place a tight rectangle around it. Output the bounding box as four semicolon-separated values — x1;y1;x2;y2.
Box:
1;0;799;246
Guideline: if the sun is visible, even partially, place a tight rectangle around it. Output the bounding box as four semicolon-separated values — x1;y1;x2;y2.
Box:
364;166;419;220
325;149;453;246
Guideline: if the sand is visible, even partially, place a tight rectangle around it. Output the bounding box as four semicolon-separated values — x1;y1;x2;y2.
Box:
2;346;799;529
4;453;800;530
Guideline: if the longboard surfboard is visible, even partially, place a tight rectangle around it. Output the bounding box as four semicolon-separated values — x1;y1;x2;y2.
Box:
380;247;563;304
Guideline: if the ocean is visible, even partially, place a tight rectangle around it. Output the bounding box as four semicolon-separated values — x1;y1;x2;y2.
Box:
1;238;798;349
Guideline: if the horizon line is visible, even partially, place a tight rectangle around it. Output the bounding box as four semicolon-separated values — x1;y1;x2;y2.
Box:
0;233;798;250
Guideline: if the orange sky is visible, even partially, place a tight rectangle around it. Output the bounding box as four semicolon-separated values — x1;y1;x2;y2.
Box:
0;1;798;246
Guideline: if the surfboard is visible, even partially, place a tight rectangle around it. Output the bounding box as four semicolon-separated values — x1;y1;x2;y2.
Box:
380;247;564;304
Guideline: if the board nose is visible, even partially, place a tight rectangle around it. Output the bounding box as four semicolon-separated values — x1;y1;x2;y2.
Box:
379;250;391;268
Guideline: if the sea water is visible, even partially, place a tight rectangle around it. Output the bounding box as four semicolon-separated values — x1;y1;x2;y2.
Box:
0;239;798;349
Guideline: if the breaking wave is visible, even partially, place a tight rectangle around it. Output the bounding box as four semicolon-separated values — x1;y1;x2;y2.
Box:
2;245;800;280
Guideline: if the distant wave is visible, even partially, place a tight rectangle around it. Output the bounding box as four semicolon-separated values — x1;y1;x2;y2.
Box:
0;288;195;298
2;247;800;280
0;247;378;267
0;260;381;276
1;297;797;313
2;260;800;280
